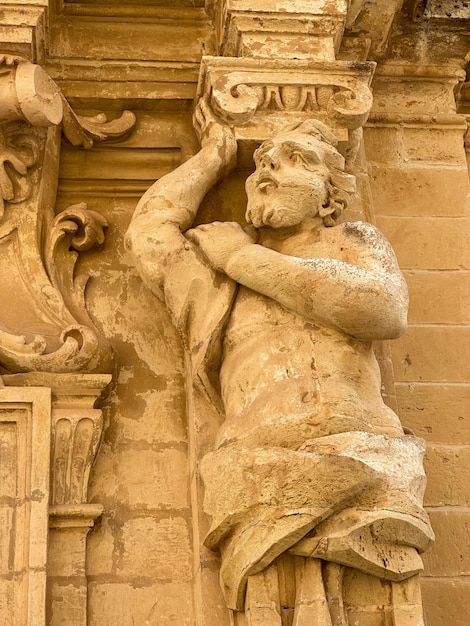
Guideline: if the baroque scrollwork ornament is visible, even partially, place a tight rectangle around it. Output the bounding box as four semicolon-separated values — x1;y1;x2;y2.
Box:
0;122;38;217
198;57;375;135
0;55;136;374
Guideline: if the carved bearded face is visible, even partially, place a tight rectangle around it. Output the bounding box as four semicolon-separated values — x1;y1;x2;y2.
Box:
245;131;335;229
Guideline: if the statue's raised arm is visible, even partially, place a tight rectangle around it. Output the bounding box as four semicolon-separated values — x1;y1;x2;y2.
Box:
125;99;237;302
125;102;241;366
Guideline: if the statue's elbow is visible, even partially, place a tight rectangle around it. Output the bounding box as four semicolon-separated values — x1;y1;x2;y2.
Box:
381;304;408;340
388;315;407;339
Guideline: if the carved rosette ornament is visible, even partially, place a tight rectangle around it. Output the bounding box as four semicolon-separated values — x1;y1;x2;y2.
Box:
0;55;135;375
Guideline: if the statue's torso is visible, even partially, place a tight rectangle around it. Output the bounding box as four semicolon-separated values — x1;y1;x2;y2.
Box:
217;225;404;449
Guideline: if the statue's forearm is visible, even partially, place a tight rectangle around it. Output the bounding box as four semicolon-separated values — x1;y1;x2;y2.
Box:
125;139;230;297
225;245;408;341
130;139;226;231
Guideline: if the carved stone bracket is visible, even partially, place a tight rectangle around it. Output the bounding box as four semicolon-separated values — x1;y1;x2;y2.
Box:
197;56;375;147
0;55;136;375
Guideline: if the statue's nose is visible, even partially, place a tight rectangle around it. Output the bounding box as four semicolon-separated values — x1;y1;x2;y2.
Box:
260;150;279;171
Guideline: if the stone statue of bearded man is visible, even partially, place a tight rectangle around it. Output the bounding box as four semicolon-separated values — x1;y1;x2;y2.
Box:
126;102;433;625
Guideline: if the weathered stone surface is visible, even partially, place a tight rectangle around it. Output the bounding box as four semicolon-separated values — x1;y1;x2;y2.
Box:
368;166;470;217
404;271;470;324
422;577;470;626
87;581;194;626
375;217;470;270
396;383;470;444
422;510;470;577
126;91;432;621
1;2;469;624
0;386;51;626
390;327;470;383
424;445;470;507
118;516;192;581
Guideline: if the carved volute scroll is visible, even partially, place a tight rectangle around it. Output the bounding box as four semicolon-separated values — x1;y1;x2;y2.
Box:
198;57;374;133
0;55;136;375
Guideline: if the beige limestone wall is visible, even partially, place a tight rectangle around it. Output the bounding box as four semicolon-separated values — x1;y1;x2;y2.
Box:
2;2;470;624
364;75;470;626
56;111;197;625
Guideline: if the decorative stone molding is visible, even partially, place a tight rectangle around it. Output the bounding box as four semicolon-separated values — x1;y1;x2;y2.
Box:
0;385;51;625
368;63;468;132
0;55;135;375
3;372;110;506
3;372;111;626
213;0;350;60
0;3;47;64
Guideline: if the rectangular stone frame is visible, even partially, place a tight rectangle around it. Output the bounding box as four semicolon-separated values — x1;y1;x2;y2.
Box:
0;386;51;625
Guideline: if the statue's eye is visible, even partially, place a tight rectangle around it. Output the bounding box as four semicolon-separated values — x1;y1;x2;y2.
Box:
290;152;306;164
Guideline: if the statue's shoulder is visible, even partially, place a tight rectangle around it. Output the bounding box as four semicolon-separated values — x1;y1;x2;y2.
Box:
332;221;391;251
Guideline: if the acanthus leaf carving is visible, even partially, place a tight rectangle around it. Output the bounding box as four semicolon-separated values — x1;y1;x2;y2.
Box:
0;123;39;217
45;203;108;329
61;104;137;149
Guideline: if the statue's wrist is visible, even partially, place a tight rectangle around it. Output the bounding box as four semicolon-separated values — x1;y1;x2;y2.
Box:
225;244;255;280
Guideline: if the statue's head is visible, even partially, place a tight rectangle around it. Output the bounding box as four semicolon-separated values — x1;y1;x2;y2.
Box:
245;120;356;229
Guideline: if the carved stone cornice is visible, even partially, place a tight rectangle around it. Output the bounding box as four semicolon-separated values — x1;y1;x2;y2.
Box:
369;62;468;127
0;56;136;375
214;0;350;60
0;3;47;64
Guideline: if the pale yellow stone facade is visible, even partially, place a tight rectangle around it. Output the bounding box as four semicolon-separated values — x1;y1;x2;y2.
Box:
0;1;469;625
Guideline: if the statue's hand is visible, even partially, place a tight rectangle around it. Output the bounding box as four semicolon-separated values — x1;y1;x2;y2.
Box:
186;221;256;273
193;98;237;176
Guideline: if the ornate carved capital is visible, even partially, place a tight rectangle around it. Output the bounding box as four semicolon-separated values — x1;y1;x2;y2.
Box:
197;56;375;145
3;372;111;511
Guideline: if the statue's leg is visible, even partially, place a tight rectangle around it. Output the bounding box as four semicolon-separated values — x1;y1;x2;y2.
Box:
389;576;426;626
293;557;333;626
244;562;282;626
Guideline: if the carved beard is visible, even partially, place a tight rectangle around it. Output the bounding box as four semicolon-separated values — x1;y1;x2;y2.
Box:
246;182;327;229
